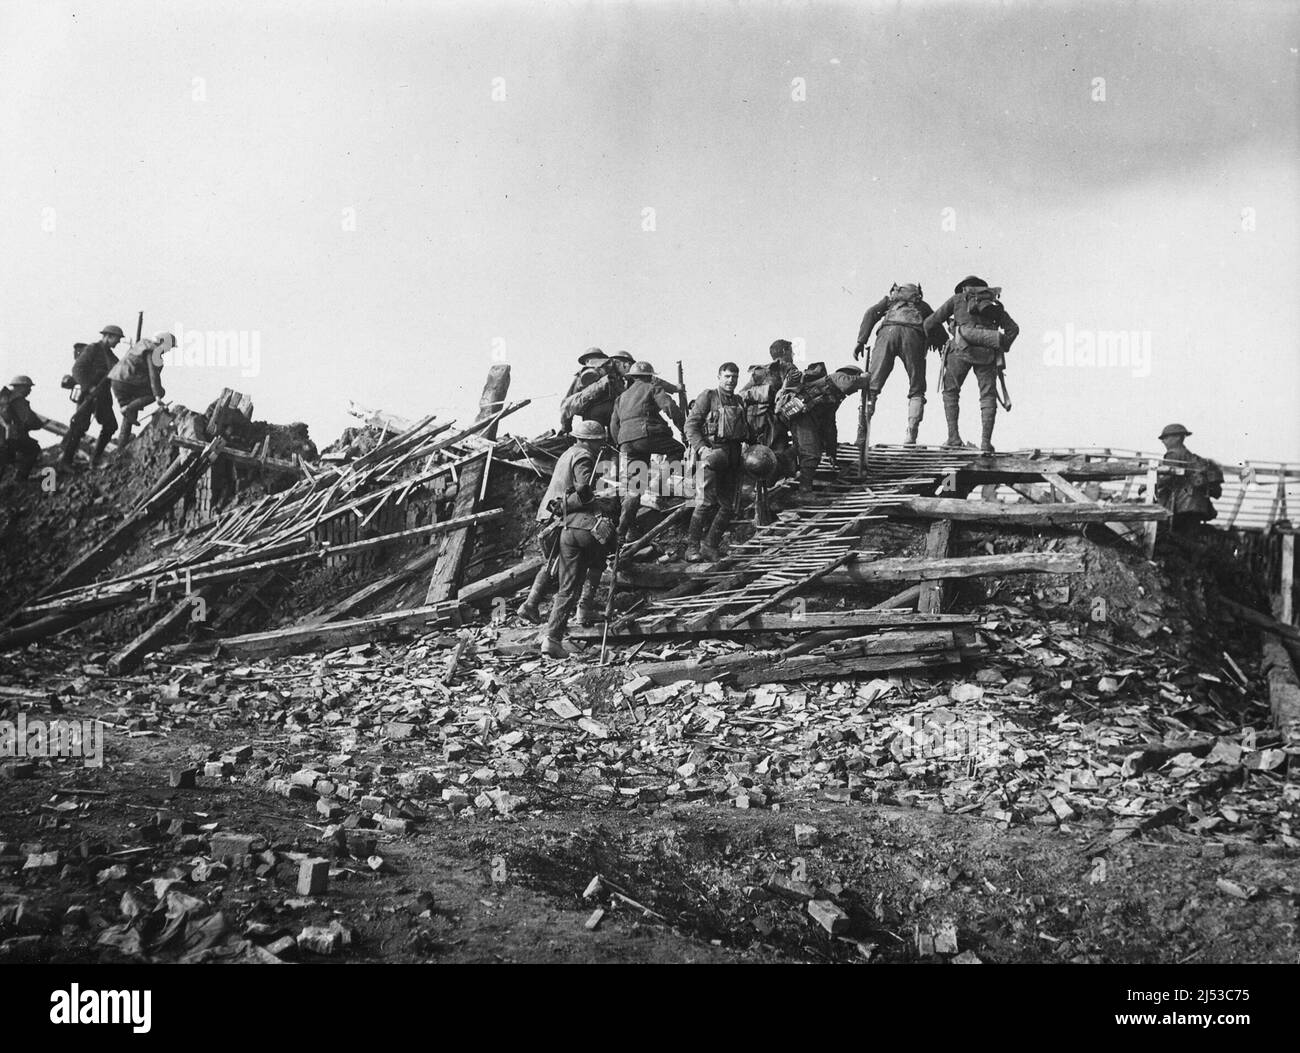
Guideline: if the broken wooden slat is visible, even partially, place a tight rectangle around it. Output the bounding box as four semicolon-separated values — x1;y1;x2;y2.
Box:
569;609;972;640
898;496;1169;524
718;550;855;629
425;364;512;604
108;586;220;674
164;603;465;661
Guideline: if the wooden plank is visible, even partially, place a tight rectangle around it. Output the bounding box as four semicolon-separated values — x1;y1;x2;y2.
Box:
718;550;854;629
918;520;953;614
425;364;512;604
172;435;303;474
108;586;220;674
1280;534;1295;626
569;610;972;640
1041;472;1095;504
163;603;465;661
899;496;1168;524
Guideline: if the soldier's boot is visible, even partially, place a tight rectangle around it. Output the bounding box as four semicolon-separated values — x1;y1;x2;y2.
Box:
58;426;85;469
979;400;997;455
684;506;709;562
797;465;816;500
576;582;601;626
89;429;114;468
941;397;965;448
904;396;925;446
700;511;731;563
539;635;569;659
515;567;551;624
116;413;138;448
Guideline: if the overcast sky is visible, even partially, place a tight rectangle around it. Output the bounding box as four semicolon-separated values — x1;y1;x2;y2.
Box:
1;0;1296;464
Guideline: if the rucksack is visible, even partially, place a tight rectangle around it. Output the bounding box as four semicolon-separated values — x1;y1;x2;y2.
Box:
953;286;1004;350
881;283;925;330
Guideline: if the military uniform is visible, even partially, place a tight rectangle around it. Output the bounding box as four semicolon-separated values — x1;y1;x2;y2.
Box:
109;336;168;445
610;365;685;538
566;370;626;431
1;385;42;481
684;383;749;560
924;278;1019;452
786;364;859;497
60;338;120;467
856;284;939;444
540;433;618;655
1155;426;1223;534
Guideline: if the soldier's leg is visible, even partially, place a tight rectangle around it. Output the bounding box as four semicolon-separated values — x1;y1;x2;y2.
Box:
686;456;720;561
973;364;999;453
941;354;972;447
542;528;594;652
901;337;927;445
114;386;154;446
92;388;118;466
791;417;822;497
865;335;898;418
59;395;96;466
701;457;739;561
518;527;559;623
14;437;40;480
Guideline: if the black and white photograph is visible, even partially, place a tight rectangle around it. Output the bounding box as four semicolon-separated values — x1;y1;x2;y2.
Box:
0;0;1296;1018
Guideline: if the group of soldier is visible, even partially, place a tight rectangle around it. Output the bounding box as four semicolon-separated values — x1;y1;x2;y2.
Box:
0;323;173;483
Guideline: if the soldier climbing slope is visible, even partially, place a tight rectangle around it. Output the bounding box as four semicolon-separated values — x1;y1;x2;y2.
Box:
59;324;125;469
854;282;942;445
924;276;1019;453
109;332;174;446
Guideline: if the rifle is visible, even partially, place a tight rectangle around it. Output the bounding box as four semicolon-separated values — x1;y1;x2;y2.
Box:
135;311;144;344
995;349;1012;411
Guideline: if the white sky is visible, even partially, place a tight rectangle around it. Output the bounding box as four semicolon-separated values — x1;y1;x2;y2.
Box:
1;0;1296;464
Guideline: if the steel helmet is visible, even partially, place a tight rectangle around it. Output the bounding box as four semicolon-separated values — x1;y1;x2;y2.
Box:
571;419;607;441
953;276;987;293
627;360;656;379
609;350;635;363
743;444;779;481
8;375;34;388
1159;423;1191;440
578;347;607;366
100;324;126;338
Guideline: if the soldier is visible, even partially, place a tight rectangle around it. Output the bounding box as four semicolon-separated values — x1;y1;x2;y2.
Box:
0;376;43;482
924;276;1019;453
854;283;941;445
566;354;627;432
684;362;750;561
610;360;685;543
538;419;620;658
607;350;635;377
1154;424;1224;533
742;341;801;475
784;364;863;499
59;324;126;468
559;366;602;433
109;332;174;446
563;348;608;399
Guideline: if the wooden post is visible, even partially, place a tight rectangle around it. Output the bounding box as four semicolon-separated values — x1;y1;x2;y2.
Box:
918;519;953;614
1144;463;1160;558
425;365;512;604
1281;533;1295;627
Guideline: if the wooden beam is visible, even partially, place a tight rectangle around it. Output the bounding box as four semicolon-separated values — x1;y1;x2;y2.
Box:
918;520;953;614
898;496;1169;525
1281;534;1295;626
569;610;973;640
172;435;303;474
425;364;512;604
108;587;220;674
164;603;465;661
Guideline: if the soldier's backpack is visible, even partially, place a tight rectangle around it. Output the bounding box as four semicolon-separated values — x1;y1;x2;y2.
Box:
881;283;925;330
742;383;777;444
953;286;1004;350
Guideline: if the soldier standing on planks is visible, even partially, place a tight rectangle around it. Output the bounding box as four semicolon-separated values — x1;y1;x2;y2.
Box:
609;360;685;544
783;364;864;499
109;332;174;446
538;419;620;658
684;362;750;562
854;283;942;445
59;324;126;469
1154;423;1224;534
923;276;1019;453
0;376;43;482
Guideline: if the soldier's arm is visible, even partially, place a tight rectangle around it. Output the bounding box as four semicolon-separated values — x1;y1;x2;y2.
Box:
857;298;888;346
609;397;622;446
919;301;944;348
684;390;710;450
923;296;955;344
657;389;685;428
999;308;1019;351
